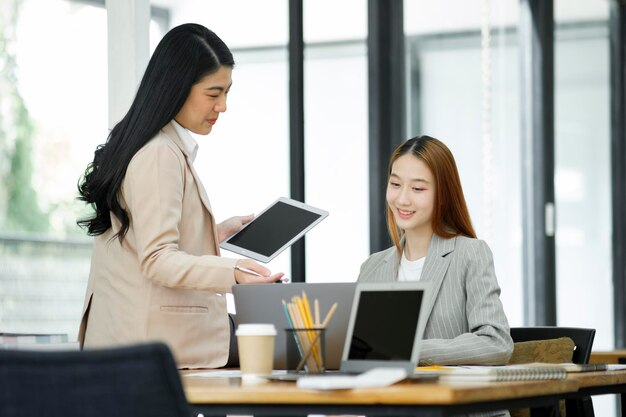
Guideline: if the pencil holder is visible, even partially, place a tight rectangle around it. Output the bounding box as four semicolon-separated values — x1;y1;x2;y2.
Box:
285;328;326;374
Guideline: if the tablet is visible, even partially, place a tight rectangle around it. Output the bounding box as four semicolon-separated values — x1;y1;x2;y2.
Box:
219;197;328;263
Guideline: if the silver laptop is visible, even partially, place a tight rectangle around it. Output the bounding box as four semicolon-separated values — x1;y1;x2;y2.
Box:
262;281;431;381
232;282;356;370
339;281;430;374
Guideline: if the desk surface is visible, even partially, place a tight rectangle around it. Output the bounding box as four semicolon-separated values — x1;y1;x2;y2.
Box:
568;368;626;388
180;371;626;405
590;350;626;364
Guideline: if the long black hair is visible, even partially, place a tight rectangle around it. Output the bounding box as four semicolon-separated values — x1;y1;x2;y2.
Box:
77;24;234;242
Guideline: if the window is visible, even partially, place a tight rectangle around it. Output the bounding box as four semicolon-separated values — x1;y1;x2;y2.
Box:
554;1;612;350
554;3;613;415
304;0;369;283
0;0;107;339
404;0;523;326
0;0;169;341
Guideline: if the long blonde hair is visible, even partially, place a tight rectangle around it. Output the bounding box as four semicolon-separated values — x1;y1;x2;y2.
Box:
386;136;476;255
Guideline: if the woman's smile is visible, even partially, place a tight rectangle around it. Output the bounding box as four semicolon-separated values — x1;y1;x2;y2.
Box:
397;208;415;219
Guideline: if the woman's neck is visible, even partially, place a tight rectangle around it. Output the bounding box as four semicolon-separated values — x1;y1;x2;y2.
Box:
403;229;433;261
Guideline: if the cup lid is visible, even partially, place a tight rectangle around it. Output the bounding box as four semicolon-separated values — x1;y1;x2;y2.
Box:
235;323;277;336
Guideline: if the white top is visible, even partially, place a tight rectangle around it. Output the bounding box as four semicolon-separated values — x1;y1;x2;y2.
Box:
397;251;425;281
171;119;199;163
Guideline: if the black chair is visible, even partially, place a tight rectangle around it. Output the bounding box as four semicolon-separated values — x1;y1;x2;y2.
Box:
510;326;596;364
510;326;596;417
0;342;191;417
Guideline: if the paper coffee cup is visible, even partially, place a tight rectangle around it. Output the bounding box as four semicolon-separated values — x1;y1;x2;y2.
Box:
236;323;277;383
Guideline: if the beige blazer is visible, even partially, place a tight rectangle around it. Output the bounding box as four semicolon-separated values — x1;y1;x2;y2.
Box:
78;121;238;369
358;234;513;366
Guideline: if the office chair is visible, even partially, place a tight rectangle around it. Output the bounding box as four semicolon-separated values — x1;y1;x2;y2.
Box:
0;342;191;417
510;326;595;365
510;326;596;417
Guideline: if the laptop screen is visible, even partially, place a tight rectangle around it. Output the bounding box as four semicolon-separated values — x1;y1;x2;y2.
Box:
348;290;423;361
341;282;429;373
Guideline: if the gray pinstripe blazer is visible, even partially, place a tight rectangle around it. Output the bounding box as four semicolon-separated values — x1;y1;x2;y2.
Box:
357;233;513;366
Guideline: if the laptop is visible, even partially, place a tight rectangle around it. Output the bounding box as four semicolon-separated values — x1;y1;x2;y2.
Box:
232;282;356;370
339;281;430;374
265;281;432;382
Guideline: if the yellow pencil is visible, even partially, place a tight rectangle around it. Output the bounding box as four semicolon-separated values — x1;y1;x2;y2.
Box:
288;302;315;371
301;291;314;328
297;293;321;367
293;296;308;327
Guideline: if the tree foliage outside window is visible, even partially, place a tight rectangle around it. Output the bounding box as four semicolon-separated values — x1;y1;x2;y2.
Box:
0;0;49;233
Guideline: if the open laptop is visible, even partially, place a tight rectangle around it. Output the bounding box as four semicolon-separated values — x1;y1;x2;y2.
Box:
232;282;356;370
266;281;432;382
339;281;430;374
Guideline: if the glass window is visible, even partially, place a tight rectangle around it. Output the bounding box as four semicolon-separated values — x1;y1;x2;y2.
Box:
304;0;367;42
0;0;107;340
163;1;288;48
303;43;369;284
554;1;612;349
554;2;612;415
0;0;173;342
404;0;523;326
304;0;369;283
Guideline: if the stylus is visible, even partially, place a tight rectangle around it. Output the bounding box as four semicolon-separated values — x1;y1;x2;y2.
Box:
234;264;284;283
234;265;264;277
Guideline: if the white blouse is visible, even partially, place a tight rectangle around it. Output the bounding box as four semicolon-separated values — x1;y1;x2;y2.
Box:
397;251;425;281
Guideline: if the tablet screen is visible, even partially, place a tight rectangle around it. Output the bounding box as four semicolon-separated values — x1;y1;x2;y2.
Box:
221;198;328;262
227;201;321;256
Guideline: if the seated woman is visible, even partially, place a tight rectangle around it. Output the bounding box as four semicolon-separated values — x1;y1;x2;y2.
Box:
358;135;513;366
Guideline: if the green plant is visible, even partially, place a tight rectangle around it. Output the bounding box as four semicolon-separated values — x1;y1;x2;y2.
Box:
0;0;49;233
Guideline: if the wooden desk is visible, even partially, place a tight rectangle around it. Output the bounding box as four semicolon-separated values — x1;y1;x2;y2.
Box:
568;370;626;417
182;370;626;417
181;371;583;417
590;350;626;364
569;369;626;390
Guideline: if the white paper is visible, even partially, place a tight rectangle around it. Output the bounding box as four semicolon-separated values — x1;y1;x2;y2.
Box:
296;367;408;390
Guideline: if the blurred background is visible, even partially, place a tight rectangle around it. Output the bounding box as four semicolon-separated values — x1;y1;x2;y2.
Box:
0;4;616;410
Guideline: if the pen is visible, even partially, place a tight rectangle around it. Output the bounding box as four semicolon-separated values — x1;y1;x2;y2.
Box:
234;264;284;283
234;264;264;277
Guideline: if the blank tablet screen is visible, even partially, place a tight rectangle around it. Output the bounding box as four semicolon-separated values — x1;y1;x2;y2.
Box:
225;201;322;257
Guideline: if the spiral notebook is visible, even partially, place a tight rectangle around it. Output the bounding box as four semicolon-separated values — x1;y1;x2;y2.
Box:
429;364;569;382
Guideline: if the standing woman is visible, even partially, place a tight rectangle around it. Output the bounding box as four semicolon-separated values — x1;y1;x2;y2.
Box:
358;136;513;366
77;23;283;368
